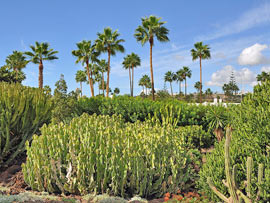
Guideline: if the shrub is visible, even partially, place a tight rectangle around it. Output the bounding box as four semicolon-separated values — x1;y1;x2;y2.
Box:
22;114;200;198
0;82;52;166
198;81;270;202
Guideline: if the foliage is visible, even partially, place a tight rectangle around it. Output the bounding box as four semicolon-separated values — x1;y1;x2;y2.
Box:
0;82;52;166
22;114;200;198
198;81;270;202
0;65;25;83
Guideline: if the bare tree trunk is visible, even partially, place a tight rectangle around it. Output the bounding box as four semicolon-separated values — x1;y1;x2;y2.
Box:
86;61;94;97
90;70;95;96
129;67;131;96
170;82;173;96
131;64;134;97
106;49;111;98
149;38;155;100
39;60;43;89
200;56;202;103
102;72;105;97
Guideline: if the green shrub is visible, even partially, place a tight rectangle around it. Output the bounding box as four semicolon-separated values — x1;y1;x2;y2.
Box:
198;81;270;202
22;114;200;198
0;82;52;166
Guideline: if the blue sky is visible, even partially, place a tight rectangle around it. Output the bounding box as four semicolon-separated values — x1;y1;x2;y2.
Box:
1;0;270;96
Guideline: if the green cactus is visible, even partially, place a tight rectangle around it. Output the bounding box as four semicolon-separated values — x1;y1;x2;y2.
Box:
207;127;265;203
0;82;52;166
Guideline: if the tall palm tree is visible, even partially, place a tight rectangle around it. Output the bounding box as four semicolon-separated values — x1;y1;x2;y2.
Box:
122;53;141;97
25;42;58;88
95;27;125;97
182;66;192;96
97;59;108;97
72;40;100;97
134;15;169;100
164;71;174;96
122;55;132;96
6;51;28;80
75;70;87;97
191;42;211;103
176;69;184;95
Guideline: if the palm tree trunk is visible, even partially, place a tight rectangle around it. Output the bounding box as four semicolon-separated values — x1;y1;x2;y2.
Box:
128;67;131;96
149;39;155;101
200;56;202;103
102;72;105;97
131;64;134;97
38;60;43;89
80;81;82;97
170;82;173;96
86;61;94;97
146;86;147;95
90;70;95;96
185;78;187;96
179;81;181;95
106;49;111;98
142;86;144;94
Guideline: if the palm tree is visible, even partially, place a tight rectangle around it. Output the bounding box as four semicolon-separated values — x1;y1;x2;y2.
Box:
114;87;120;95
194;81;202;93
257;71;270;82
205;88;213;99
191;42;211;103
25;42;58;88
134;15;169;100
75;70;87;97
164;71;174;96
182;66;192;96
138;77;145;94
122;53;141;97
97;59;108;96
176;69;184;95
95;27;125;97
6;51;28;81
72;40;100;97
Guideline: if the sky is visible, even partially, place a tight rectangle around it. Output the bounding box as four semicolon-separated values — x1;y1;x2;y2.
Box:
0;0;270;96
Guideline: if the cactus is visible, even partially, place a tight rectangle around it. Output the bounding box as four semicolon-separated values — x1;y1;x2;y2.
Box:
0;82;52;166
207;127;265;203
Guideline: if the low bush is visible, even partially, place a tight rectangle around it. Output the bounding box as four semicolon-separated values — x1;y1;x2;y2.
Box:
22;114;201;198
0;82;52;166
198;81;270;202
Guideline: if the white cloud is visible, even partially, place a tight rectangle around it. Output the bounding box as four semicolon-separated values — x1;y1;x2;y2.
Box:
206;65;257;87
198;3;270;41
238;43;268;66
261;66;270;72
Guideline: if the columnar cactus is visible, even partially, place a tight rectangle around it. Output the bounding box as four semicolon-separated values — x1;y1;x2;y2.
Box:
207;127;265;203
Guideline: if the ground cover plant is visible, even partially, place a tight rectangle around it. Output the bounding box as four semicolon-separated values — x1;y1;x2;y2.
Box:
22;113;201;198
0;82;53;167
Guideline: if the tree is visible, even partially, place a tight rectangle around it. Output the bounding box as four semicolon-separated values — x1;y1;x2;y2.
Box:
182;66;192;96
139;74;151;95
191;42;211;103
134;15;169;100
97;59;108;97
164;71;174;96
257;71;270;83
96;27;125;97
43;85;52;95
5;51;28;80
222;72;239;97
54;74;67;96
0;65;25;83
122;53;141;97
25;42;58;88
114;87;120;95
205;88;213;99
75;70;87;97
72;40;100;97
194;81;202;93
176;69;184;95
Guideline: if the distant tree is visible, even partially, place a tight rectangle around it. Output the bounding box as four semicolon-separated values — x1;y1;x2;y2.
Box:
139;74;151;95
25;42;58;88
175;69;184;95
205;88;213;99
164;71;175;96
54;74;67;96
43;85;52;95
134;15;169;100
257;71;270;83
0;65;25;83
194;81;202;93
114;87;120;95
97;59;108;97
75;70;87;97
182;66;192;96
96;27;125;97
6;51;28;80
191;42;211;103
72;40;100;97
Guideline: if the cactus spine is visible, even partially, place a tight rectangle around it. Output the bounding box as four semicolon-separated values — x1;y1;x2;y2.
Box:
207;127;265;203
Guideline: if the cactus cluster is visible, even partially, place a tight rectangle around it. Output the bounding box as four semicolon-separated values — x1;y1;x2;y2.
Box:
0;82;52;166
207;127;265;202
22;113;200;198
